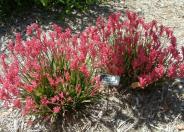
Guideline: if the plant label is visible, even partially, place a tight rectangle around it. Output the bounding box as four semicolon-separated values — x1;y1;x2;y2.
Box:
100;74;120;86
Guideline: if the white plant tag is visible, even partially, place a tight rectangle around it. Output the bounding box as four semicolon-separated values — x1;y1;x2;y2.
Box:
100;74;120;86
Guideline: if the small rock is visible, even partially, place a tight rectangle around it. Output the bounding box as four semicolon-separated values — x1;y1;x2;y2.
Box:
98;111;103;118
109;96;121;103
14;119;19;132
176;124;184;130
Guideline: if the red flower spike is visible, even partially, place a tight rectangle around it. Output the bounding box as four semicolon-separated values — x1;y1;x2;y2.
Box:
53;106;60;113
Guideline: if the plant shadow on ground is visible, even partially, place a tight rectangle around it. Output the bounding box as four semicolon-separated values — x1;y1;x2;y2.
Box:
0;2;122;38
103;80;184;131
116;80;184;131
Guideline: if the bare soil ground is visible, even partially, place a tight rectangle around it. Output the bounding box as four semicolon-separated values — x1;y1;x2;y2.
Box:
0;0;183;132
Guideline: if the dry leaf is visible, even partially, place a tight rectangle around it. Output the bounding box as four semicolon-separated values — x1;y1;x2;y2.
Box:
130;82;141;89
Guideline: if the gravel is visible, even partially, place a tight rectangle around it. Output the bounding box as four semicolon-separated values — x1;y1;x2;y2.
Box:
0;0;183;131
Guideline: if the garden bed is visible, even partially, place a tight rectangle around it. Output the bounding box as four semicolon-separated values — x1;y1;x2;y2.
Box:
0;0;183;132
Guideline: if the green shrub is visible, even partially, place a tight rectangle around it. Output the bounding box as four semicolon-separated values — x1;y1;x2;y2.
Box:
0;0;33;21
57;0;100;14
0;0;100;21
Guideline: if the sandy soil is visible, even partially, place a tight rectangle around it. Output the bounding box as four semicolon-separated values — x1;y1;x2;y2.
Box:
0;0;183;132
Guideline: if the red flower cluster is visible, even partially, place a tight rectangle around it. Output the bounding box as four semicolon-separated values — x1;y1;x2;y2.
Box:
85;11;184;88
0;10;184;120
0;23;100;118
